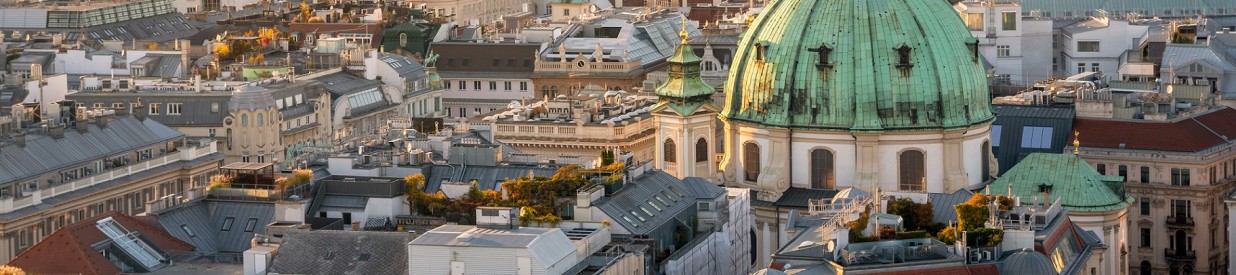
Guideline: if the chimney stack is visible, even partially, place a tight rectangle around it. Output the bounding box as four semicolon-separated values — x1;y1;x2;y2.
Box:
48;123;65;139
14;131;26;147
132;102;147;122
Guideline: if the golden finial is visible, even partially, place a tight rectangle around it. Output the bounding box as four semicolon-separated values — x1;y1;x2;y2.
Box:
679;16;689;43
1072;130;1080;155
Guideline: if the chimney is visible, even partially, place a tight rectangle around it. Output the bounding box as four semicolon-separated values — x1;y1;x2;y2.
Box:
75;116;88;133
180;40;191;79
48;123;65;139
132;102;147;122
97;110;112;129
14;131;26;147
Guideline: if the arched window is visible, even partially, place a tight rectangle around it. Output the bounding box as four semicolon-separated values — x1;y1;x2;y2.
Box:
541;86;549;96
240;114;249;127
663;139;676;163
549;86;559;97
899;150;925;191
695;138;708;163
1140;261;1152;275
399;32;408;47
743;142;760;182
982;141;992;181
810;149;835;189
256;113;264;127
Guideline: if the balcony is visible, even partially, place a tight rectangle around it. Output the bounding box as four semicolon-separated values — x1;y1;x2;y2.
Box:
1164;249;1196;261
1165;215;1194;228
0;140;218;214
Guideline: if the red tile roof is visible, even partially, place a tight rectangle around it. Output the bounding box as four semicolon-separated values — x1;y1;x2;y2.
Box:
1073;107;1236;152
6;211;194;275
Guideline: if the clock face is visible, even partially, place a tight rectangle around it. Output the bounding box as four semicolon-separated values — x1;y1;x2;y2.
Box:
224;118;233;126
576;60;586;68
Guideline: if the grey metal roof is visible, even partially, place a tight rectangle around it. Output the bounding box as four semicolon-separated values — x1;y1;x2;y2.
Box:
594;170;722;235
377;53;426;79
541;11;699;67
318;195;368;213
153;200;275;254
773;187;840;208
1163;44;1236;72
421;164;557;193
46;13;200;44
999;249;1058;275
228;85;276;111
0;116;184;184
409;224;576;266
927;189;974;225
268;230;415;275
311;72;382;97
66;93;231;127
1017;0;1234;18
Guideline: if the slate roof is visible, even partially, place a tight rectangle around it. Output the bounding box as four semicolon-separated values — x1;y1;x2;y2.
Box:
409;224;576;266
986;153;1133;212
1073;107;1236;152
7;211;194;275
0;116;184;184
268;230;416;275
593;171;723;235
153;200;275;254
773;187;840;208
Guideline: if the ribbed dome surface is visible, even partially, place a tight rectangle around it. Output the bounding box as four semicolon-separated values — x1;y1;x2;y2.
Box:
1000;249;1058;275
721;0;994;131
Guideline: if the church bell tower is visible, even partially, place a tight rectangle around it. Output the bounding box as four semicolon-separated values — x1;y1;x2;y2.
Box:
652;19;718;180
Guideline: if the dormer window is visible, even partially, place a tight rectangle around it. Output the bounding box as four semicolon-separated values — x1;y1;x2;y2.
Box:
756;42;769;62
895;45;914;76
808;44;833;69
966;39;979;63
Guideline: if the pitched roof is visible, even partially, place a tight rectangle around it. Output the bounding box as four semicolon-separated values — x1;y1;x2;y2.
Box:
0;115;184;184
268;230;416;275
409;224;576;266
428;42;540;74
1073;107;1236;152
7;211;194;274
595;170;723;235
773;187;839;208
986;153;1133;212
153;200;275;254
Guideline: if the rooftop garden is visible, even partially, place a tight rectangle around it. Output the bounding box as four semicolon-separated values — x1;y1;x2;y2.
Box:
404;162;626;226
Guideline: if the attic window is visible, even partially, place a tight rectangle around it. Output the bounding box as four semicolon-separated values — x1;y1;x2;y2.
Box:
221;217;234;231
244;218;258;232
755;42;769;62
808;44;833;69
895;45;914;76
181;224;196;237
966;40;979;63
358;253;371;261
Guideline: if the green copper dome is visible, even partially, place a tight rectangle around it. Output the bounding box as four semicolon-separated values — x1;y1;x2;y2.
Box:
722;0;994;131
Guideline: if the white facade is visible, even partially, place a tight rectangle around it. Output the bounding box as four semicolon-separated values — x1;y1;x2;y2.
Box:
441;77;534;118
955;2;1055;84
407;225;580;275
1058;18;1148;78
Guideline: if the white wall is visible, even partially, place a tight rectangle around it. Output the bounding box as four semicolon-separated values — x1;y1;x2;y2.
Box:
364;197;409;221
788;132;857;189
24;74;68;120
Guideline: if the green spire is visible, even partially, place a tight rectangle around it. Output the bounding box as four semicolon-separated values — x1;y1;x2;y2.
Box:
655;20;713;111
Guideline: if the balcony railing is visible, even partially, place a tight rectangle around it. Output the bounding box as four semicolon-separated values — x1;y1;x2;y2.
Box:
1164;249;1196;261
0;141;218;214
1165;215;1194;228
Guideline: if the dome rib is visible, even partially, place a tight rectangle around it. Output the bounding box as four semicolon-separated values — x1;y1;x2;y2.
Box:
722;0;995;131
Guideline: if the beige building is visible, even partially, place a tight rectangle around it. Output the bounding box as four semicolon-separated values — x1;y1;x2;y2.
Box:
412;0;531;26
1074;106;1236;275
67;80;333;168
471;88;658;163
0;111;223;262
